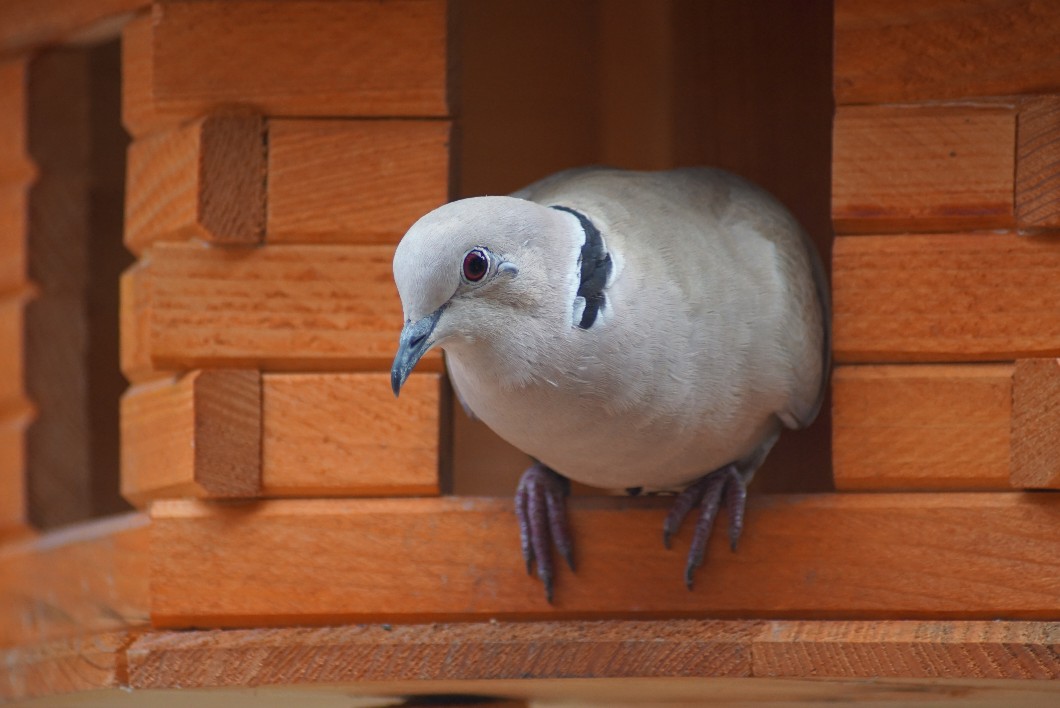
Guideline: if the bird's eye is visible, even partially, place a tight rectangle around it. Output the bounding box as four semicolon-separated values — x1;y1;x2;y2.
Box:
462;248;490;283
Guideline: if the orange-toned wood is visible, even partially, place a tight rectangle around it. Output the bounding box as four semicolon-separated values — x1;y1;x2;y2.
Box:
262;372;445;497
0;513;150;648
1011;358;1060;489
832;104;1015;234
753;620;1060;679
150;493;1060;626
121;0;448;137
834;0;1060;105
832;364;1012;490
0;632;130;703
0;409;31;539
0;58;33;182
833;233;1060;363
267;119;451;244
0;182;28;295
119;261;166;383
1017;95;1060;231
0;293;27;416
122;242;434;375
125;111;265;255
0;0;146;56
121;370;261;507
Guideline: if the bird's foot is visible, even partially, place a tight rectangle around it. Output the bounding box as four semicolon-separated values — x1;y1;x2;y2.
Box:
662;463;747;590
515;462;574;603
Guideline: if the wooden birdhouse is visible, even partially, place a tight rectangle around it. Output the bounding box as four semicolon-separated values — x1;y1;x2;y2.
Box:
2;0;1058;704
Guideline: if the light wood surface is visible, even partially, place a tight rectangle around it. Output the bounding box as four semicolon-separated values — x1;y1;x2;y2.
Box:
121;242;434;376
0;409;31;538
0;58;34;181
267;119;451;244
121;0;448;137
150;494;1060;626
121;370;261;506
0;631;128;703
125;111;265;254
0;293;27;416
1011;358;1060;489
833;233;1060;363
0;512;150;648
1017;95;1060;230
0;0;145;56
835;0;1060;105
832;104;1015;234
0;182;28;297
832;364;1012;490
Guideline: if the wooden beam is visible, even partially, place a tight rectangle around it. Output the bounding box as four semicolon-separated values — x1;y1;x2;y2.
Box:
1011;358;1060;489
0;182;28;297
834;0;1060;105
832;104;1015;234
0;293;27;416
121;242;434;377
0;409;31;539
267;119;451;244
1016;95;1060;231
121;0;448;137
150;494;1060;626
833;233;1060;363
0;632;130;703
0;0;146;57
121;370;261;507
125;111;265;255
832;364;1012;490
0;58;34;181
0;512;150;647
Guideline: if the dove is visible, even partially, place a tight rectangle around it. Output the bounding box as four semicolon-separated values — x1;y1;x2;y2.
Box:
390;167;829;602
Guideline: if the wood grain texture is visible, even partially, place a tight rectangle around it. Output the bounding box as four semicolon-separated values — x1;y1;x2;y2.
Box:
122;0;448;137
262;372;445;497
0;632;130;703
1011;358;1060;489
0;293;27;416
832;364;1012;490
122;242;434;375
150;494;1060;626
0;410;31;538
832;104;1015;234
0;58;34;181
0;512;150;648
125;111;265;255
0;181;29;296
0;0;146;56
121;370;261;507
833;233;1060;363
1017;95;1060;230
267;119;451;244
835;0;1060;104
753;620;1060;679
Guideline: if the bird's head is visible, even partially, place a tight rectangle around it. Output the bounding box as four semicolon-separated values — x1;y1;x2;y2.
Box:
390;196;580;396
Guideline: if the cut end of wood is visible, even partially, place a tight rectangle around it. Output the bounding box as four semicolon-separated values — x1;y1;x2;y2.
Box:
1011;358;1060;489
1017;95;1060;231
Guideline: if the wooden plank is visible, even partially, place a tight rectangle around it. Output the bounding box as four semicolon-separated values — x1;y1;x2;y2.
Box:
832;364;1012;490
0;512;150;647
1017;95;1060;231
835;0;1060;105
833;233;1060;363
1011;358;1060;489
0;410;31;539
121;370;261;507
122;0;448;137
0;293;27;416
0;632;130;702
753;620;1060;679
0;0;146;56
832;104;1015;234
123;242;436;375
125;111;265;255
150;493;1060;626
262;372;445;497
0;58;34;181
267;119;451;244
0;181;29;296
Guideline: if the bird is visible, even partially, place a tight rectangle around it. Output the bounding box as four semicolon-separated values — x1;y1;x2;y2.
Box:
390;167;829;602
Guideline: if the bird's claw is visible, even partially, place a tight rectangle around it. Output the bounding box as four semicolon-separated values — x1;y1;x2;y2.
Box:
662;463;747;590
515;462;574;603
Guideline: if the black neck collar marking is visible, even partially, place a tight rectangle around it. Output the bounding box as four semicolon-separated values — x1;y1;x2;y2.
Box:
551;205;612;329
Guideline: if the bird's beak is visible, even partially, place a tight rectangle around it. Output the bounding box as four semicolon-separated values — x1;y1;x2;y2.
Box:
391;307;444;396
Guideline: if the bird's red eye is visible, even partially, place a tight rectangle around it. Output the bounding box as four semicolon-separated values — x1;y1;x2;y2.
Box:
462;248;490;282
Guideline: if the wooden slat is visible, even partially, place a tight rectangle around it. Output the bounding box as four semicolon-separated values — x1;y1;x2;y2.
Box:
150;494;1060;626
0;512;150;647
0;410;31;539
0;0;146;56
122;0;448;137
0;293;27;415
0;58;33;181
0;181;28;296
1017;95;1060;231
125;111;265;255
832;104;1015;234
262;372;445;497
834;0;1060;105
833;233;1060;363
1011;358;1060;489
0;632;130;702
121;242;435;376
832;364;1012;490
267;119;451;244
121;370;261;507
